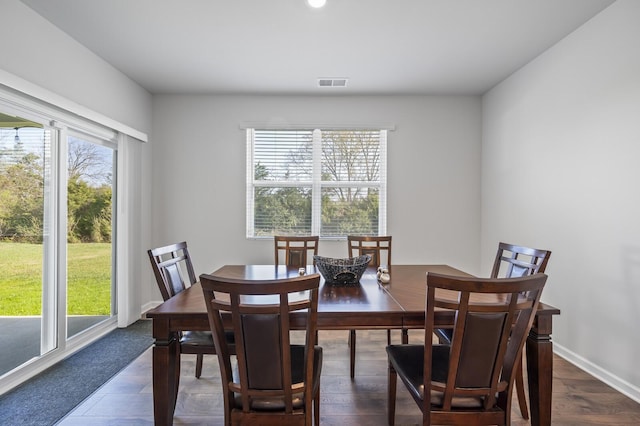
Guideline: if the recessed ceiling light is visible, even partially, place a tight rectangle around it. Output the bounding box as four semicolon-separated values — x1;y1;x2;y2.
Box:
307;0;326;8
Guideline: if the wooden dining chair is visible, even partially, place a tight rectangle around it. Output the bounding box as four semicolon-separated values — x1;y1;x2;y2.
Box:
347;235;392;269
274;235;319;267
147;241;234;378
433;241;551;420
346;235;393;379
200;272;323;426
387;272;548;426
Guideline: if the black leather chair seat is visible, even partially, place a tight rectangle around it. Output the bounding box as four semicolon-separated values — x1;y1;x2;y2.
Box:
180;330;235;347
387;344;484;408
180;330;213;346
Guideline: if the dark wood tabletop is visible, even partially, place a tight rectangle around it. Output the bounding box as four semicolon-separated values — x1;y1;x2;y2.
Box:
147;264;560;426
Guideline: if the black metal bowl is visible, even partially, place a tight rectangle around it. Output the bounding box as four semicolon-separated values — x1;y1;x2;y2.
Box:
313;254;372;285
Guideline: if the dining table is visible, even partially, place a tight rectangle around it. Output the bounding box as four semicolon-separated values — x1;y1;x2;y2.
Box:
146;264;560;426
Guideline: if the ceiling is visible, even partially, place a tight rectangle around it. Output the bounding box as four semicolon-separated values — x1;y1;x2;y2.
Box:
20;0;614;96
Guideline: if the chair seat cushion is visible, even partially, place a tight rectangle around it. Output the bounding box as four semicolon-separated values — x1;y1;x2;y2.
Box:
180;330;235;346
386;344;483;408
180;330;213;346
233;345;322;411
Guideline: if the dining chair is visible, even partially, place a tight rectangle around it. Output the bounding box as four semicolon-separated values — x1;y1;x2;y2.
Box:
387;272;548;426
200;272;322;426
433;241;552;420
274;235;319;267
147;241;235;378
346;235;393;379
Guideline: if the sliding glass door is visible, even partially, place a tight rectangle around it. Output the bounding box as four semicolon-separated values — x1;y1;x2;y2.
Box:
66;134;116;338
0;119;54;376
0;108;117;378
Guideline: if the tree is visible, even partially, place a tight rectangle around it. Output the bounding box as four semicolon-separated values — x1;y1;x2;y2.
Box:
319;130;380;235
321;130;380;201
253;163;312;235
252;130;382;237
68;139;112;185
0;153;44;242
0;138;113;243
66;139;113;242
67;176;112;242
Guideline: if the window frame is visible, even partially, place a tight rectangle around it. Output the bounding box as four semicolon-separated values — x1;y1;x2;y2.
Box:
246;127;388;239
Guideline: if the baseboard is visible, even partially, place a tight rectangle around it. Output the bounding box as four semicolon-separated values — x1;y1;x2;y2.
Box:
141;300;163;317
554;343;640;403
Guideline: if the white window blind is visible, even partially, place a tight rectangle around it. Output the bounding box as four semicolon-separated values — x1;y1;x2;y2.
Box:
246;128;387;238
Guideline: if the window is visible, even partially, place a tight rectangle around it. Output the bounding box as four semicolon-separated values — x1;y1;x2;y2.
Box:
246;128;387;238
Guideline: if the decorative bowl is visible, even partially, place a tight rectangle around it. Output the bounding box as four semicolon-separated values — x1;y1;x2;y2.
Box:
313;254;372;285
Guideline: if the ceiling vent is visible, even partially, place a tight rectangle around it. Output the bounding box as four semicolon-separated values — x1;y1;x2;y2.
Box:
318;78;348;88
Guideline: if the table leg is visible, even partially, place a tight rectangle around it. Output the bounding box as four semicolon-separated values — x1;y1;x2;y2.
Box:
526;315;554;426
153;322;180;426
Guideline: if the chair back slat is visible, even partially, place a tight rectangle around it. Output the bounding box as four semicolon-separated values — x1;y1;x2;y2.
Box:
457;312;506;388
164;263;186;298
241;313;283;389
347;235;392;267
274;235;319;267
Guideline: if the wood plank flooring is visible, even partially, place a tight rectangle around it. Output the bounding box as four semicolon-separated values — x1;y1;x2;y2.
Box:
58;330;640;425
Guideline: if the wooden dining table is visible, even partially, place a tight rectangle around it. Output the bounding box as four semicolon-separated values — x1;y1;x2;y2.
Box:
147;264;560;426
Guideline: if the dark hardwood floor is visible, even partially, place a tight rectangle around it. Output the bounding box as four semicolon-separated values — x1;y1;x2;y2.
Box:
58;330;640;425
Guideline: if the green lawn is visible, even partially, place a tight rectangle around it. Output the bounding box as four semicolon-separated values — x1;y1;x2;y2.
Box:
0;242;111;316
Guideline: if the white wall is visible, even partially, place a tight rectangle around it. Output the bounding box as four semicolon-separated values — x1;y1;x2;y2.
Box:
482;0;640;400
0;0;152;134
149;95;482;300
